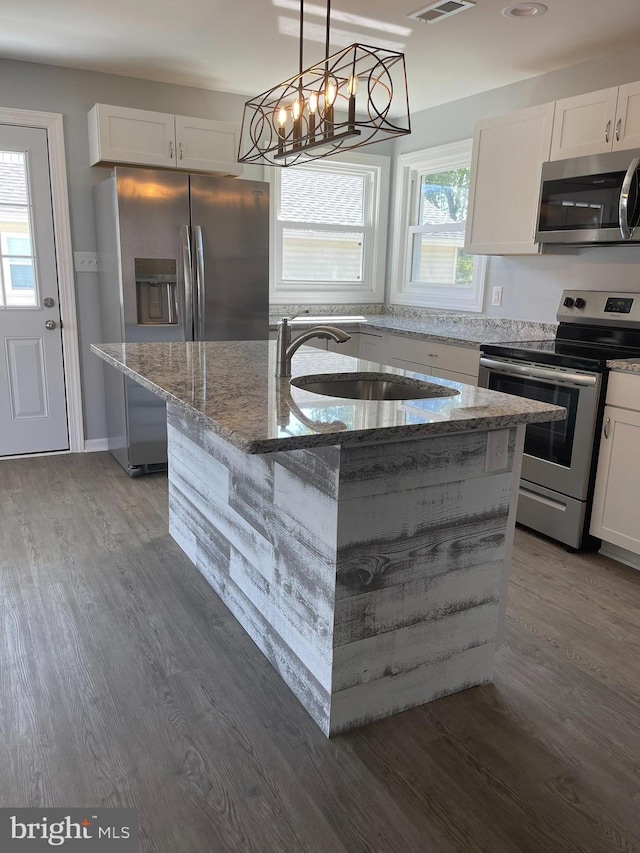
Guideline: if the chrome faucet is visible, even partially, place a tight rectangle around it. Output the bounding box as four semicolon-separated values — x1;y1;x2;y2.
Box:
275;312;351;377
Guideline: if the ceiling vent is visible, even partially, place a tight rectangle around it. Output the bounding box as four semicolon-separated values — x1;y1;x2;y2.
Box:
409;0;476;24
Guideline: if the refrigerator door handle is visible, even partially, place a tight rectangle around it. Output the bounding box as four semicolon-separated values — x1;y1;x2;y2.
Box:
194;225;205;341
181;224;193;341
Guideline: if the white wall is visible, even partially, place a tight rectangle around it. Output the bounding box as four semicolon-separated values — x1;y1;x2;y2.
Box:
0;57;261;442
391;43;640;321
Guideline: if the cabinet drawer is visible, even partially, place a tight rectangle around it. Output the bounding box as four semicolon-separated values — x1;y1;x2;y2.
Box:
606;371;640;410
385;334;479;375
431;367;477;386
385;358;432;377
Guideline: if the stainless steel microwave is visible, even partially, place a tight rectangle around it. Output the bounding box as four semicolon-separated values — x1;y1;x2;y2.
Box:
536;149;640;246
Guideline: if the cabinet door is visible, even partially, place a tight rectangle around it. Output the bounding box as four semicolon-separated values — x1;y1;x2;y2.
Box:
612;81;640;151
590;404;640;553
359;332;382;364
175;116;243;176
88;104;176;168
465;103;554;255
550;88;618;160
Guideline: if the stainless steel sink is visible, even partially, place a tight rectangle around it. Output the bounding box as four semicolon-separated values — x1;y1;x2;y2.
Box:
290;372;460;401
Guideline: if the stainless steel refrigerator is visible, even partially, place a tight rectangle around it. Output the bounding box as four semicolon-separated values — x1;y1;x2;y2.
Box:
94;166;269;476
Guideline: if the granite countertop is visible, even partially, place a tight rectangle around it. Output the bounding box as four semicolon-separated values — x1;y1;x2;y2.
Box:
608;358;640;373
92;341;565;454
268;312;558;348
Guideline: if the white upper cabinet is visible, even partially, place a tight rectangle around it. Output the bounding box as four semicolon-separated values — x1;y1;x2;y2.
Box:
88;104;243;176
550;83;640;160
89;104;176;168
465;102;555;255
174;115;242;175
613;81;640;151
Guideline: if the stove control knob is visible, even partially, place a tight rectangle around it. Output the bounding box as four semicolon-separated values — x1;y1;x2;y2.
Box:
563;297;575;308
574;297;586;309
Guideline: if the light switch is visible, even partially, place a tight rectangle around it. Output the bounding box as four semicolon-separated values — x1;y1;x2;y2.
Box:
74;252;98;272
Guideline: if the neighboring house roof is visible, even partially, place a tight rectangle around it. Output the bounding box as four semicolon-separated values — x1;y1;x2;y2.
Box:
0;153;28;208
280;169;364;226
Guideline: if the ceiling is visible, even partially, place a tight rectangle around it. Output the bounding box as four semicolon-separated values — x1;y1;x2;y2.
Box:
4;0;640;113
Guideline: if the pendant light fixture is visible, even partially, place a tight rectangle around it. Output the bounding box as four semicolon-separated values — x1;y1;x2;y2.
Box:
237;0;411;167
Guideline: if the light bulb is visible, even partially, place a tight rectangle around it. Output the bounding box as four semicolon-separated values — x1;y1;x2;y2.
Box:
308;92;318;115
325;81;337;106
278;107;287;127
292;100;301;121
347;74;359;96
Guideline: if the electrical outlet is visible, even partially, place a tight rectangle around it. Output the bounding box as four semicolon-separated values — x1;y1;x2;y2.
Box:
486;429;510;472
74;252;98;273
491;286;503;307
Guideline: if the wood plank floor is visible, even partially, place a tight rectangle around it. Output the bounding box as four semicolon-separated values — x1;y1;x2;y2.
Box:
1;452;639;852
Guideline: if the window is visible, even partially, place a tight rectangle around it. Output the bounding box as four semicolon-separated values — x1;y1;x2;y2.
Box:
270;153;389;304
0;150;38;308
389;140;486;312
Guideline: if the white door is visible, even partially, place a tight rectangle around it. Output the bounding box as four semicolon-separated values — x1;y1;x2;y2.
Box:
0;125;68;455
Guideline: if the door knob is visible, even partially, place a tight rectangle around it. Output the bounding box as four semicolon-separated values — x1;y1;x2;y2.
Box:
45;320;57;330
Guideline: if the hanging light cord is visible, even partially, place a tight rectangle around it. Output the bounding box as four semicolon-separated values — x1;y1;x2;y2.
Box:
325;0;331;67
325;0;331;60
299;0;304;76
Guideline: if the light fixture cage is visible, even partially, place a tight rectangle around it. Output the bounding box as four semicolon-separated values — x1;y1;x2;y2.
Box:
237;42;411;167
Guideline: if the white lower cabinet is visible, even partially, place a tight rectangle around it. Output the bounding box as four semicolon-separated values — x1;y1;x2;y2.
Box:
382;333;479;385
590;372;640;565
269;327;479;384
358;332;383;364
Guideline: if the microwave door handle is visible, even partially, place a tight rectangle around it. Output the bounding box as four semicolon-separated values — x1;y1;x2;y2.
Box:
181;224;193;341
619;156;640;239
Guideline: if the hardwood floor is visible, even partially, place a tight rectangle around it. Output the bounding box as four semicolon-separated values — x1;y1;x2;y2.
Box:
1;452;639;852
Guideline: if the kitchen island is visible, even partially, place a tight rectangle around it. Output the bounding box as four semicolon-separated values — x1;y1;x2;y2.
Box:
92;340;565;736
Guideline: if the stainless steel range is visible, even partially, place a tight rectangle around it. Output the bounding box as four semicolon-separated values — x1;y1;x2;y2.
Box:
479;290;640;549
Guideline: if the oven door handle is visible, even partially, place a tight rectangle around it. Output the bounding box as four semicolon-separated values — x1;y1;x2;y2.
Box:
479;357;598;387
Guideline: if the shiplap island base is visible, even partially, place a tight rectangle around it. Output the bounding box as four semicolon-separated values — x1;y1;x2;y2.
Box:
92;341;565;736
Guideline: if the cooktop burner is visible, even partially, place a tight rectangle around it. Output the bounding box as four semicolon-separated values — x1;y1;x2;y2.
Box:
480;338;640;372
482;289;640;371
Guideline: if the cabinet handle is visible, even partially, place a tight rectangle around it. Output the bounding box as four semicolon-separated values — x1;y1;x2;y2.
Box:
615;118;622;142
604;416;611;439
605;120;611;143
425;353;438;358
169;140;174;159
179;142;184;160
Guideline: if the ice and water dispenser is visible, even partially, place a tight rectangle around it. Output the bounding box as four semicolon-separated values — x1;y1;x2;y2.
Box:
135;258;178;325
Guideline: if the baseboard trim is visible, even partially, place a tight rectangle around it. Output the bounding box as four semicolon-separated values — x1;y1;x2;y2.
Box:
84;438;109;453
1;450;70;461
599;542;640;573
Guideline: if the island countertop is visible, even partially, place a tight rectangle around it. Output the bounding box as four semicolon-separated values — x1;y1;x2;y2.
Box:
92;340;566;454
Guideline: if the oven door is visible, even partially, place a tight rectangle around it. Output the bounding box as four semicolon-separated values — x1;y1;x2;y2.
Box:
479;357;601;500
